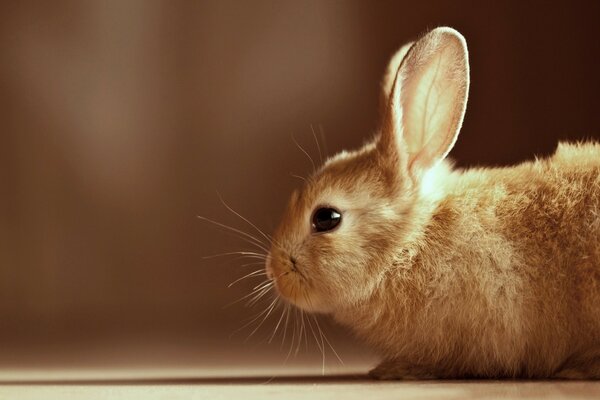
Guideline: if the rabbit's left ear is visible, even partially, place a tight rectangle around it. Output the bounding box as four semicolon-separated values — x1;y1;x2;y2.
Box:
379;41;414;113
380;27;469;178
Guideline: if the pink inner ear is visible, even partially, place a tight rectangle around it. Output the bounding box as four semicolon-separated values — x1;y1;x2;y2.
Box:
407;87;465;172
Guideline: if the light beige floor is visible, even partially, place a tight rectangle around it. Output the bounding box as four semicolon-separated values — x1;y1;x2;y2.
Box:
2;367;600;400
2;378;599;400
1;338;599;400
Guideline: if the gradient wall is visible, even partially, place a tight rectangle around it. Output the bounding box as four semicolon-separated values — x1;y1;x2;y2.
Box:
1;0;599;366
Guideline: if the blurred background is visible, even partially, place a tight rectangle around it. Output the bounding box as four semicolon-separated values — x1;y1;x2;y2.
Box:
1;0;599;373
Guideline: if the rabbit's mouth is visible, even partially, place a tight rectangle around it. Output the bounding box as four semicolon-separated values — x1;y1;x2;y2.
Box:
266;253;327;313
266;254;301;300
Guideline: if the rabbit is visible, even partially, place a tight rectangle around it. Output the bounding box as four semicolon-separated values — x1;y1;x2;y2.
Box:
265;26;600;379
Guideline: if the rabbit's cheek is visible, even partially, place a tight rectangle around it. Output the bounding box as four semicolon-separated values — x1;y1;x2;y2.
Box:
273;273;294;300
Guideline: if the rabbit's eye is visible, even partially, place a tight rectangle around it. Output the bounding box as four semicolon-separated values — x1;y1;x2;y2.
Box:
312;207;342;233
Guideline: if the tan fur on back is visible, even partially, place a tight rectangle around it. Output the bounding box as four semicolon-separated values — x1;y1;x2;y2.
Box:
334;142;600;378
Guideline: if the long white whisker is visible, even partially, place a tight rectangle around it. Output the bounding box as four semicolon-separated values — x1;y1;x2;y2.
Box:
310;124;323;165
229;255;268;263
246;284;274;307
208;231;269;254
268;302;287;343
197;215;269;252
231;296;276;337
302;290;326;375
318;124;329;158
228;270;266;288
291;133;316;172
306;314;325;376
281;303;291;350
295;309;307;356
313;316;328;374
246;270;286;303
253;280;273;291
285;305;297;362
216;193;275;248
290;173;308;184
241;261;267;268
315;317;344;365
246;297;279;341
294;308;303;356
224;281;272;308
285;284;301;361
203;251;267;260
302;311;308;350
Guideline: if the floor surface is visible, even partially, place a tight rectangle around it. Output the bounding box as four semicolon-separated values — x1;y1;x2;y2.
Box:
2;366;600;400
1;336;599;399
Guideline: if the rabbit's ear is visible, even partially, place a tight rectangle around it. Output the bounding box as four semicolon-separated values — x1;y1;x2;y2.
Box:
380;27;469;178
379;41;414;112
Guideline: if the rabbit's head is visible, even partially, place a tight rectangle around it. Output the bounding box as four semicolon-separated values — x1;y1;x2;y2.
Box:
266;27;470;313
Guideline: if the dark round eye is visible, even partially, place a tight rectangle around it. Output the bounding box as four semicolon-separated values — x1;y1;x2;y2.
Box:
312;207;342;233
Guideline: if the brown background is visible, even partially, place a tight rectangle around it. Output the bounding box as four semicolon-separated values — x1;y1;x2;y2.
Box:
1;1;599;368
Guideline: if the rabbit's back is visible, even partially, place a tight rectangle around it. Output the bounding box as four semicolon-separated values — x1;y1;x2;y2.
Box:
383;142;600;377
482;142;600;363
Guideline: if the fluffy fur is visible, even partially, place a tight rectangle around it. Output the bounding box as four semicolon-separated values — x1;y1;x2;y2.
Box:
266;27;600;379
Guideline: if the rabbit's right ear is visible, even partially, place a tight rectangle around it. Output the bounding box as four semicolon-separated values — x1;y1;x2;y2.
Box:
379;27;470;180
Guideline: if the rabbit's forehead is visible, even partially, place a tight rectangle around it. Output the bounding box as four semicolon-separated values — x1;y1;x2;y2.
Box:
285;180;373;223
308;163;390;210
310;186;375;211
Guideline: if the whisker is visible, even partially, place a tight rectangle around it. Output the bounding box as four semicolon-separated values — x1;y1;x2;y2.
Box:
232;238;268;253
310;124;323;165
302;309;309;352
245;297;279;341
231;295;277;337
229;255;268;263
318;124;329;159
285;283;301;362
203;251;267;260
228;269;266;288
285;305;297;362
291;133;316;172
300;287;344;366
197;215;269;252
290;173;308;184
306;313;325;376
314;317;328;374
211;234;269;254
223;281;272;308
268;302;287;343
281;303;291;350
230;251;267;256
260;375;278;385
294;308;303;356
247;270;286;299
241;261;267;268
216;193;275;248
246;283;274;307
301;289;326;375
295;309;308;356
315;316;344;365
253;279;273;291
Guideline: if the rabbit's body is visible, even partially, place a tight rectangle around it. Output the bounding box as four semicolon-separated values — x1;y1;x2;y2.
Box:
266;27;600;379
335;142;600;378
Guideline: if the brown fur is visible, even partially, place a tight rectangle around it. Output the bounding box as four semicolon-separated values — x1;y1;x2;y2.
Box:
266;27;600;379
